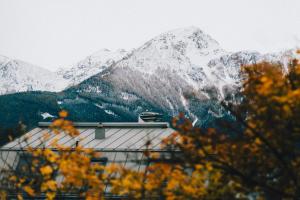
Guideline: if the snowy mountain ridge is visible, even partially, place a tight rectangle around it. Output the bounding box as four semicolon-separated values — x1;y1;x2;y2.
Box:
0;26;299;131
70;27;298;124
0;55;68;95
58;48;130;87
0;26;297;97
0;49;130;95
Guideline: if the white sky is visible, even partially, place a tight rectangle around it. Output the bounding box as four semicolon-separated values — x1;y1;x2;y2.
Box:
0;0;300;71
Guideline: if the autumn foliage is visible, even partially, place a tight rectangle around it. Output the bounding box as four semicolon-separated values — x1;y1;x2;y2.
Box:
1;52;300;199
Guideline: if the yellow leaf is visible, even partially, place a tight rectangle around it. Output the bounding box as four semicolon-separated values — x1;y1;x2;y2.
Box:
254;138;262;145
59;110;68;118
47;180;57;191
46;191;56;200
205;163;213;171
23;186;35;196
52;119;63;127
44;149;58;163
40;165;53;176
17;194;23;200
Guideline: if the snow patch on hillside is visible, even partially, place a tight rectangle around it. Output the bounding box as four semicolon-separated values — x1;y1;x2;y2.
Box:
104;109;116;116
41;112;55;119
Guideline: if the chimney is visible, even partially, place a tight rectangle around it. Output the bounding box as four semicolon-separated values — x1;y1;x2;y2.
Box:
138;112;163;123
95;125;105;139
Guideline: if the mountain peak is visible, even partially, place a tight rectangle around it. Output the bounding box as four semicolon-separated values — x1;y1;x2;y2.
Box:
145;26;221;51
165;26;205;37
123;26;225;78
133;27;224;69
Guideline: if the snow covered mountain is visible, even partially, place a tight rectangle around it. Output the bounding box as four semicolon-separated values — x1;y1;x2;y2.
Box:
0;49;129;95
71;27;298;125
74;27;255;107
57;49;130;87
69;27;258;123
0;55;68;95
1;26;296;98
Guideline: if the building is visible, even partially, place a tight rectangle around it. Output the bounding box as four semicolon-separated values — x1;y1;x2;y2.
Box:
0;115;176;198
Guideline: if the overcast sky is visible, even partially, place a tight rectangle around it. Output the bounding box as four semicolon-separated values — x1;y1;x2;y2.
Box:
0;0;300;71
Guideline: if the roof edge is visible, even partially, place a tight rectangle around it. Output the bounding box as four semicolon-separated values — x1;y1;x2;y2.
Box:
38;122;169;128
